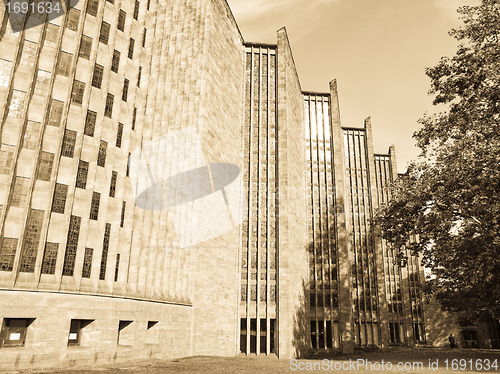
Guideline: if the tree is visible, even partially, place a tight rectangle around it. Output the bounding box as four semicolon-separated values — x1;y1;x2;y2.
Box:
375;0;500;320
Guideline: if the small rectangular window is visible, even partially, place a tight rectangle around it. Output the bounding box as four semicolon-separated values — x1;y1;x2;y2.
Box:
118;10;126;31
109;171;117;197
79;35;92;60
23;121;41;150
142;28;146;47
92;64;104;89
99;223;111;280
97;140;107;167
19;209;44;273
76;160;89;189
114;253;120;281
90;192;100;220
147;0;150;11
106;0;114;4
56;52;72;76
99;21;111;45
1;319;34;347
118;320;134;345
71;80;85;105
128;38;134;59
86;0;98;16
131;107;137;130
104;93;114;118
120;201;126;227
82;248;93;278
41;242;58;275
122;79;129;102
137;66;141;87
111;50;120;73
67;8;80;31
146;321;159;344
37;152;54;181
52;184;68;214
61;129;77;158
68;319;93;346
84;110;96;137
116;123;124;148
133;1;139;20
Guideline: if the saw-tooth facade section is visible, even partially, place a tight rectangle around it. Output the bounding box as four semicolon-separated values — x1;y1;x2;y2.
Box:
239;44;278;356
304;93;341;349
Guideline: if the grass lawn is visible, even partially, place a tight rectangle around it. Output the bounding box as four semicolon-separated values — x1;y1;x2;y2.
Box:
16;347;500;373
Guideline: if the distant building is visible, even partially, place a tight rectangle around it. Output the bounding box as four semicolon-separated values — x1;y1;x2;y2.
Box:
0;0;425;369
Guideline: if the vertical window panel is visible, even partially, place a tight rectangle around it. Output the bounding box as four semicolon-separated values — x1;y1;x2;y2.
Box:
99;21;110;45
61;129;77;158
99;223;111;280
9;90;27;118
133;0;139;20
66;8;80;31
84;110;96;137
116;123;123;148
109;171;117;197
97;141;107;167
71;81;85;105
0;238;18;272
23;121;41;150
56;52;72;77
128;38;134;59
41;242;58;274
79;35;92;60
0;144;15;175
19;42;37;67
62;216;81;276
114;253;120;281
34;70;51;97
137;66;141;87
111;50;120;73
76;160;89;189
104;94;114;118
11;177;30;208
37;152;54;181
0;59;13;87
19;209;44;273
48;99;64;127
91;64;104;89
82;248;93;278
86;0;98;16
122;79;128;102
131;107;137;130
120;201;126;227
89;192;100;220
51;183;68;214
117;10;126;31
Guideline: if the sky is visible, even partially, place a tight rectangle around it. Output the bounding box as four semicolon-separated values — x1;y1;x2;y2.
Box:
226;0;481;173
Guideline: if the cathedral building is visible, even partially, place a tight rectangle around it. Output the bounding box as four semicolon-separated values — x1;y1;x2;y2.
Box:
0;0;425;369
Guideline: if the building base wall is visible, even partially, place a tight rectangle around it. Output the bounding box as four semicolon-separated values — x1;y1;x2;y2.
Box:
0;290;194;370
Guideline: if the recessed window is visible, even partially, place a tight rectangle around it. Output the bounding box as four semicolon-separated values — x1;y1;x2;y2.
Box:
48;99;64;127
114;253;120;281
62;215;81;277
142;28;146;47
104;93;114;118
92;64;104;89
68;319;93;346
146;321;159;344
1;318;34;348
66;8;80;31
128;38;134;59
137;66;141;87
52;183;68;214
76;160;89;189
97;140;107;167
118;321;134;345
122;79;129;102
56;52;72;76
99;21;111;45
37;151;54;181
99;223;111;280
133;1;139;20
79;35;92;60
118;10;126;31
120;201;126;227
61;129;77;158
86;0;98;16
82;247;93;278
109;171;117;197
126;152;131;176
71;81;85;105
84;110;97;137
111;50;120;73
131;107;137;130
116;123;124;148
89;192;100;220
41;242;58;275
0;238;18;272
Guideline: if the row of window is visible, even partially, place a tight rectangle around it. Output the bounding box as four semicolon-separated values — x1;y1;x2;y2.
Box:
0;318;159;348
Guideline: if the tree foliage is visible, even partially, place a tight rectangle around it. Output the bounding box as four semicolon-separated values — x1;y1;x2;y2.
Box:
376;0;500;319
